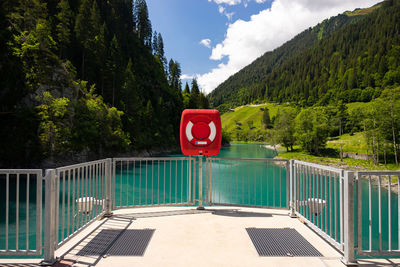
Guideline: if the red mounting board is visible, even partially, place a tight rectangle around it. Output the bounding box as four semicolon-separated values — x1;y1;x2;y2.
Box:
180;109;222;156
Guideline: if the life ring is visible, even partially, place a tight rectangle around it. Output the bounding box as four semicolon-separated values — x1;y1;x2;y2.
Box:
185;120;216;146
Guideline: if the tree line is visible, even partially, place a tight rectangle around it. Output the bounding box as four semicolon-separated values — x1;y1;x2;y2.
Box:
0;0;208;167
265;87;400;165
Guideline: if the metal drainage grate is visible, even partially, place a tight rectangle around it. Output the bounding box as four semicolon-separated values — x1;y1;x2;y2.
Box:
246;228;323;257
77;229;154;256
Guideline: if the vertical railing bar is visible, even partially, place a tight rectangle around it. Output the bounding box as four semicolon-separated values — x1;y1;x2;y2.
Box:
243;160;245;205
169;159;172;204
219;159;222;203
96;163;100;217
273;162;275;207
225;160;228;205
133;160;136;206
267;162;270;207
260;161;263;206
340;170;344;246
206;158;209;204
357;173;363;254
319;169;322;229
127;161;129;207
175;160;177;204
6;173;9;251
280;162;282;207
181;159;183;204
67;169;71;238
304;165;307;217
193;158;196;204
84;166;88;226
378;175;382;251
146;160;148;205
120;161;122;207
77;167;81;230
72;169;75;233
158;160;160;205
188;158;191;204
139;160;142;205
369;175;372;251
152;160;156;205
163;160;166;205
307;165;310;218
61;170;65;240
324;170;328;234
301;165;305;216
87;166;91;222
312;167;316;225
16;173;19;250
318;169;321;226
247;161;250;205
93;164;97;217
236;160;239;205
329;171;333;237
232;160;234;205
398;174;400;250
287;161;290;208
56;169;60;246
89;165;94;221
36;172;42;253
210;159;213;204
112;160;116;209
26;174;30;251
388;175;392;251
316;169;320;228
334;172;338;242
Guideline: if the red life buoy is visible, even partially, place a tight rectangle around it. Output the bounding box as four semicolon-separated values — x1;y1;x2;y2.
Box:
185;119;217;146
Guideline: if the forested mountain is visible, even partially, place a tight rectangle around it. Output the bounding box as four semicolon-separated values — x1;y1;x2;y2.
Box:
0;0;208;167
209;0;400;110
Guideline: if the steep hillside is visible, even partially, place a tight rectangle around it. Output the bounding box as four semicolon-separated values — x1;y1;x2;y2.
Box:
208;1;400;109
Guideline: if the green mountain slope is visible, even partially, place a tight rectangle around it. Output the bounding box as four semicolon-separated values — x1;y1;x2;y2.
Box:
209;1;400;109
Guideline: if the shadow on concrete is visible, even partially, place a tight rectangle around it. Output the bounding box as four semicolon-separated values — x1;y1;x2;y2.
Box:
209;209;272;217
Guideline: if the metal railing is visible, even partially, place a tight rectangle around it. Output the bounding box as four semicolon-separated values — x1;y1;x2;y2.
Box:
356;171;400;257
0;170;43;256
42;159;111;264
1;157;400;266
291;160;345;252
206;158;289;209
112;157;195;208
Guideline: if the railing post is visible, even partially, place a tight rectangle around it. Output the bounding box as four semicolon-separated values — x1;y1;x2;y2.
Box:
104;158;113;217
41;169;57;265
197;156;204;210
289;159;297;218
341;171;357;266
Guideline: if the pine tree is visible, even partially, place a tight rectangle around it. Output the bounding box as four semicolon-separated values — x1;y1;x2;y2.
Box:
56;0;73;58
189;79;200;108
74;0;92;79
108;35;122;106
134;0;152;48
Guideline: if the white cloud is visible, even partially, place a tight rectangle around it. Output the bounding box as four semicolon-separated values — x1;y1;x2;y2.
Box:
210;0;268;6
199;38;212;48
198;0;382;94
212;0;242;5
218;5;225;14
180;74;195;80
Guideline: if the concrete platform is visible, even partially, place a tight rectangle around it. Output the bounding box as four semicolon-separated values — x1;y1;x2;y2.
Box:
1;206;400;267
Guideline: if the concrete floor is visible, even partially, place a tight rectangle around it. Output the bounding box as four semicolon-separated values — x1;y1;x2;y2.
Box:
1;206;400;267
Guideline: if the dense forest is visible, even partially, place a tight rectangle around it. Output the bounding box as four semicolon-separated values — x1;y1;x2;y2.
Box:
0;0;208;167
209;0;400;110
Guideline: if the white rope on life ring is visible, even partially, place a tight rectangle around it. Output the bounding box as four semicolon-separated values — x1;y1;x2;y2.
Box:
185;121;216;145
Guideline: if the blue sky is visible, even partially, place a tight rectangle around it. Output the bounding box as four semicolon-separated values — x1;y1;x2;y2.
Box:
147;0;381;94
